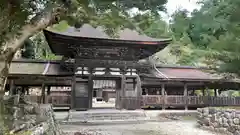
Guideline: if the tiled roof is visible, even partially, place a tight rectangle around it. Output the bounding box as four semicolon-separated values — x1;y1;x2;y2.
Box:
9;59;72;76
53;24;171;42
9;59;239;84
154;67;221;80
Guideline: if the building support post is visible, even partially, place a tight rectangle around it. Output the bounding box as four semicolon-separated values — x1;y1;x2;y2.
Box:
45;86;51;104
214;89;217;97
206;87;211;106
161;83;165;110
88;74;93;109
71;76;76;109
47;86;51;95
121;75;126;109
136;75;142;109
202;89;205;96
26;86;29;95
71;63;77;110
9;80;15;95
192;89;195;96
41;83;45;104
184;83;188;110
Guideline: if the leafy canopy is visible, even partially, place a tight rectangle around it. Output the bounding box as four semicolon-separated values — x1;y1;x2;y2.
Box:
164;0;240;76
0;0;167;44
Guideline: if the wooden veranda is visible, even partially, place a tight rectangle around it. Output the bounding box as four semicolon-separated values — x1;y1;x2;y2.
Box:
5;25;240;110
6;59;240;110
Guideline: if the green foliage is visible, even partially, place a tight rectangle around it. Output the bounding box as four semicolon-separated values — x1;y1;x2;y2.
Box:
31;32;61;60
21;39;35;59
162;0;240;76
132;11;170;38
50;21;70;32
0;0;168;53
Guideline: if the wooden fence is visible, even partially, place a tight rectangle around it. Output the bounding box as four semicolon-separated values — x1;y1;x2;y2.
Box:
46;95;71;107
18;95;240;109
142;95;240;107
20;95;71;107
121;97;142;110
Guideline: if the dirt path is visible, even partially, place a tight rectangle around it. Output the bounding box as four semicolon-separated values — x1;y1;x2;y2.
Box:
61;121;217;135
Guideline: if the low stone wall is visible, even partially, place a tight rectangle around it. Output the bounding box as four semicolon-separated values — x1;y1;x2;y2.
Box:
197;107;240;135
0;99;64;135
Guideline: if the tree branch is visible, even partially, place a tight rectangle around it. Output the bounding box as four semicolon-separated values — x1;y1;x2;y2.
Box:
0;7;66;61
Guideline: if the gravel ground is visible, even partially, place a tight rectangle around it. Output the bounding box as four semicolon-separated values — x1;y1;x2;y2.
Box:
61;121;217;135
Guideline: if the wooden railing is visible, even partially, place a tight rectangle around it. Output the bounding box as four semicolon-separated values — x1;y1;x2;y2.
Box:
15;95;71;107
11;95;240;109
24;95;41;103
142;95;240;107
121;97;142;110
208;97;240;106
187;96;207;105
46;95;71;107
141;95;164;105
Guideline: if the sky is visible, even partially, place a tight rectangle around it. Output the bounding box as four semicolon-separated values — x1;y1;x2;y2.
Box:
161;0;201;21
166;0;200;14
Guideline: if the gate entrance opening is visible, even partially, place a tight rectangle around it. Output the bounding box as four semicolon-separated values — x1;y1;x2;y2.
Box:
92;80;117;108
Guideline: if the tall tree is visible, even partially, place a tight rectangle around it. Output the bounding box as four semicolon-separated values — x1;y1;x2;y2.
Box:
0;0;168;92
0;0;169;132
166;0;240;72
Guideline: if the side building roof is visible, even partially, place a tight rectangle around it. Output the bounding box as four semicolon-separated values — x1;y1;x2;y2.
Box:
9;59;72;76
8;59;240;88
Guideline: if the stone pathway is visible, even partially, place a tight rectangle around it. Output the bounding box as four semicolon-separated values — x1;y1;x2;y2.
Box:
61;121;217;135
55;110;218;135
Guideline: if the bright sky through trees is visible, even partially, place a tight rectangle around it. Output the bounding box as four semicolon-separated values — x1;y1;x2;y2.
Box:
161;0;200;22
166;0;200;14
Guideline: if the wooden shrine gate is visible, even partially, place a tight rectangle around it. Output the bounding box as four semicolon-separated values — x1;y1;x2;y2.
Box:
120;75;142;110
70;75;142;110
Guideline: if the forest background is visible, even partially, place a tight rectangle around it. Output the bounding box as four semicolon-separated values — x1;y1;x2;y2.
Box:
13;0;240;96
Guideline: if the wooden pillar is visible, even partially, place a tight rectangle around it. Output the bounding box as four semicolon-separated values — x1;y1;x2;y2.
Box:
41;83;45;104
47;86;51;95
26;86;29;95
22;86;26;95
121;75;126;109
71;64;77;110
136;75;142;109
71;76;76;109
88;75;93;109
115;79;121;109
161;83;165;110
206;87;211;106
9;80;15;95
214;89;217;97
206;87;210;96
136;76;142;97
184;83;188;110
146;88;148;95
202;89;205;96
192;89;195;96
45;86;50;104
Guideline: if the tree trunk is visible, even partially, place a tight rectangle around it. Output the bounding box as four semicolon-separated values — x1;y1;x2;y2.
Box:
0;7;66;92
0;7;66;132
0;59;12;92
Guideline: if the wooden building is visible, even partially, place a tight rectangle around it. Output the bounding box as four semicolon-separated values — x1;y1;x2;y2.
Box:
5;25;240;110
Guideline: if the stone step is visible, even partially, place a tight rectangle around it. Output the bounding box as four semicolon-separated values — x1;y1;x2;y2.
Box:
60;118;154;125
65;109;149;124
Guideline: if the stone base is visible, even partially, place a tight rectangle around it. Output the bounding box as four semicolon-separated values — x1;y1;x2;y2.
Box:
197;107;240;135
64;109;149;124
